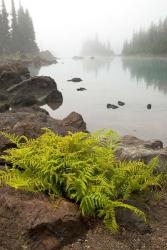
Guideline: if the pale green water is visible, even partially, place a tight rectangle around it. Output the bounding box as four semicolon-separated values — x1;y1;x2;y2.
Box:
37;57;167;144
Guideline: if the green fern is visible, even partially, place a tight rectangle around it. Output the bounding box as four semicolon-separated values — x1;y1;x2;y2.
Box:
0;129;163;232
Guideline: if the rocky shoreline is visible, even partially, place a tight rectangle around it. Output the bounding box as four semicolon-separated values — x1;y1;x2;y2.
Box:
0;62;167;249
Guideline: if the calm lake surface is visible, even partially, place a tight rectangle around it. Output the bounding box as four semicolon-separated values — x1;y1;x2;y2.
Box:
36;57;167;144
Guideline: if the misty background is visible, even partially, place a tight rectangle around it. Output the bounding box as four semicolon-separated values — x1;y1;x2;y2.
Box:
4;0;167;56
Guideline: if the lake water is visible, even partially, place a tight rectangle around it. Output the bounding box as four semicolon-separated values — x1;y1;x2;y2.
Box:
36;57;167;144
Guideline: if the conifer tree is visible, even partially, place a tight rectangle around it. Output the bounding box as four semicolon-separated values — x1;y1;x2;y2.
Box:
1;0;11;54
11;0;18;53
17;4;39;54
0;12;3;54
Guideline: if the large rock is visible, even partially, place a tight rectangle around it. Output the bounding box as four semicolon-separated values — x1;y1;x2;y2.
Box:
117;135;167;173
62;112;87;131
0;186;87;250
0;108;87;154
10;95;38;108
7;76;62;109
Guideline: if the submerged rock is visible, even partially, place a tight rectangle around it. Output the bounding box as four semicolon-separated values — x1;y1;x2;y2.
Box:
107;104;119;109
67;78;83;82
77;87;87;91
147;104;152;109
118;101;125;106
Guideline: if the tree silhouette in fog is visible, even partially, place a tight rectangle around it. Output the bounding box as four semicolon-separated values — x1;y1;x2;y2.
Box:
0;0;39;55
81;34;114;56
122;18;167;56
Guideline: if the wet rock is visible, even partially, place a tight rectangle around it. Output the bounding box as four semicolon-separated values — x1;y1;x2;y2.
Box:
107;104;119;109
0;186;87;250
116;135;167;173
0;103;10;113
77;87;87;91
45;90;63;110
118;101;125;106
62;112;87;131
147;104;152;109
67;78;83;82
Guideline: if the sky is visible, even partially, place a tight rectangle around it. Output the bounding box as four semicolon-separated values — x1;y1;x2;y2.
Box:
4;0;167;56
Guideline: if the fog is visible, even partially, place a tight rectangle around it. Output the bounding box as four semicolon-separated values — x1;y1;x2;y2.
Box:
5;0;167;56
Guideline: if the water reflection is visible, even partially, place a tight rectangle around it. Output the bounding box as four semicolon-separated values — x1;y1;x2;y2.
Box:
82;57;113;77
122;57;167;94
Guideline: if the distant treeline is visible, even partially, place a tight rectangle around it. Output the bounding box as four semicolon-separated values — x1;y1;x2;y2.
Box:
122;18;167;55
0;0;39;55
81;35;114;56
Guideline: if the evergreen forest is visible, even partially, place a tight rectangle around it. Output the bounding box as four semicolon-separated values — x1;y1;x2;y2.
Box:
122;18;167;55
0;0;39;55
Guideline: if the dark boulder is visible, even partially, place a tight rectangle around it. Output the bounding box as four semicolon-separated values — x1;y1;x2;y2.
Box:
7;76;57;94
0;186;87;250
77;87;87;91
10;95;38;108
7;76;62;108
0;103;10;113
67;78;83;82
107;104;119;109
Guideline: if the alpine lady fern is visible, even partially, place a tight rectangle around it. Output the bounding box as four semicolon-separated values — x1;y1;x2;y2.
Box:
0;129;163;232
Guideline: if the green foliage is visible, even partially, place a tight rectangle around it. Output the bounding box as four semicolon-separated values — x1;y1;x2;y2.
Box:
0;129;163;232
